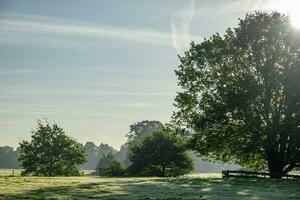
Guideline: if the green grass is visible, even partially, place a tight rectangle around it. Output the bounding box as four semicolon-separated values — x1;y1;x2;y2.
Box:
0;169;95;177
0;169;22;177
0;175;299;199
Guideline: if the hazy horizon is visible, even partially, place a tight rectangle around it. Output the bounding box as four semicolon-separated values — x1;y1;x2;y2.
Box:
0;0;298;149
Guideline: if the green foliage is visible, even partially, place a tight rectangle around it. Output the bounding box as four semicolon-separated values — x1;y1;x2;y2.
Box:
173;12;300;177
96;153;126;177
116;120;164;166
19;120;86;176
96;153;115;173
129;131;194;177
101;160;127;177
126;120;164;147
114;144;130;166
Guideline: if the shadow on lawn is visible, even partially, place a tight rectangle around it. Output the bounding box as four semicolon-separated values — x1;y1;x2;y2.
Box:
3;177;300;200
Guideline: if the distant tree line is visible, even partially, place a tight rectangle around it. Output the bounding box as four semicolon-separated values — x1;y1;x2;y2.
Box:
0;120;238;176
0;141;117;170
0;146;20;169
82;142;117;170
10;120;193;177
0;142;238;173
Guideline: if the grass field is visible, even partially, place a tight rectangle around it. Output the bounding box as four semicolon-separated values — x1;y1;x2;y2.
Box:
1;175;300;200
0;169;95;177
0;169;22;177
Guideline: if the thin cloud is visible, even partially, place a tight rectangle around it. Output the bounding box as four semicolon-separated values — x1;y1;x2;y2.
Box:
171;0;202;54
0;85;175;97
169;0;269;54
117;102;157;108
64;98;157;108
0;12;202;49
0;69;45;75
193;0;270;17
0;109;18;114
1;109;128;118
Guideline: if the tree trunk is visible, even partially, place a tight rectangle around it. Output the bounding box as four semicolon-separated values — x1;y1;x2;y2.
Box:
267;150;284;178
162;165;166;177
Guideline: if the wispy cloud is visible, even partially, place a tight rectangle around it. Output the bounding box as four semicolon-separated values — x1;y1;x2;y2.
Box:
0;69;45;75
171;0;202;54
169;0;270;54
193;0;270;17
113;102;157;108
0;12;202;50
0;99;157;118
0;108;18;114
59;95;158;108
0;108;128;118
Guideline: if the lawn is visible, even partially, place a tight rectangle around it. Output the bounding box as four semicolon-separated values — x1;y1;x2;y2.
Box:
0;175;300;200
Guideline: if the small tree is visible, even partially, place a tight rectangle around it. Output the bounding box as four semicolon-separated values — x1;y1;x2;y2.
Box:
19;120;85;176
96;153;126;176
96;153;115;175
129;131;193;177
102;160;126;177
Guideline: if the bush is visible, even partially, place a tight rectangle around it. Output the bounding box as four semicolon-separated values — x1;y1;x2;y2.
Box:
101;160;126;177
96;153;126;177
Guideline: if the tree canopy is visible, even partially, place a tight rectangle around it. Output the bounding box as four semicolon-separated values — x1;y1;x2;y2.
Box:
96;152;116;172
126;120;164;148
173;12;300;178
82;142;116;170
96;153;126;177
19;120;86;176
128;130;193;177
116;120;164;166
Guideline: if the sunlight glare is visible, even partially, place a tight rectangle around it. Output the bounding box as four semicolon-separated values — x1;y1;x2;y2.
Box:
264;0;300;29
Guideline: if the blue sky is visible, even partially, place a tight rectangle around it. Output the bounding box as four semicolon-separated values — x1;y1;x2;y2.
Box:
0;0;293;149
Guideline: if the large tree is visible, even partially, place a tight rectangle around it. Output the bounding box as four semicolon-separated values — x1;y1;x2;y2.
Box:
19;120;86;176
128;131;193;177
173;12;300;178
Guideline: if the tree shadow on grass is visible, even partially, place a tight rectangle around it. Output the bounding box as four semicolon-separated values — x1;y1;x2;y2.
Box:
3;177;300;200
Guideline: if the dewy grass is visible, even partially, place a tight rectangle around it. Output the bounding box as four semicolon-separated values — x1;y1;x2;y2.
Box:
0;175;299;199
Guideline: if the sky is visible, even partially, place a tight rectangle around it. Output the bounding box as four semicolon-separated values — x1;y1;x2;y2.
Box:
0;0;298;149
